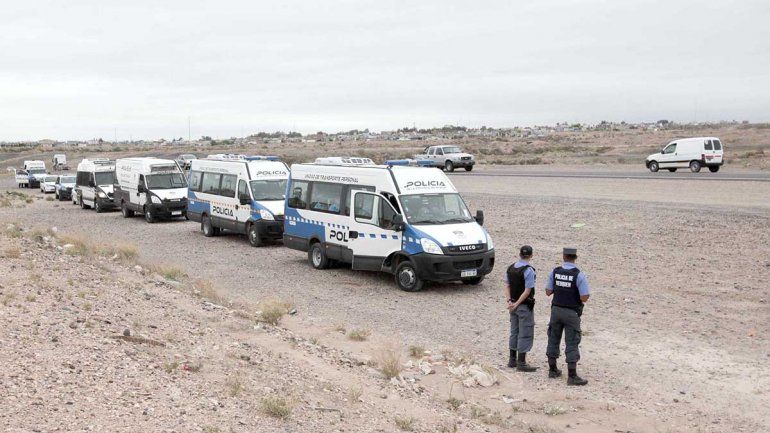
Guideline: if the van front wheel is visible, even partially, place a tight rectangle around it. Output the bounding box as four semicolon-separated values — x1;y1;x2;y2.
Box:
248;224;263;247
202;215;219;237
648;161;659;172
395;261;424;292
309;243;329;269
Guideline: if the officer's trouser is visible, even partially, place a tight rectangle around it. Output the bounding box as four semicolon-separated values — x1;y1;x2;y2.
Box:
509;304;534;353
546;305;582;363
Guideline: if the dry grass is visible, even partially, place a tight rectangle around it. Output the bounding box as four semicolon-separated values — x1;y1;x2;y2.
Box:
261;396;291;419
2;291;17;306
348;385;363;403
59;234;90;256
347;328;371;341
3;246;21;258
543;404;568;416
191;279;227;304
437;421;458;433
225;374;245;397
375;343;403;379
408;345;426;358
395;416;416;431
25;294;36;302
258;300;290;325
97;242;139;262
447;397;463;411
155;265;185;281
163;361;179;373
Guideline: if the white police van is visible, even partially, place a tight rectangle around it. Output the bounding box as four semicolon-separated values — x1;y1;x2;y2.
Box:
74;158;117;213
283;157;495;291
187;155;289;246
16;160;47;188
115;157;188;223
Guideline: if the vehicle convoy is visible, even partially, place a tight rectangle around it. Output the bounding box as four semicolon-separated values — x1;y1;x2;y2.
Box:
52;154;68;170
74;158;117;212
40;175;58;193
113;157;188;223
187;155;289;246
415;145;475;172
283;157;494;291
54;175;76;201
15;161;48;188
646;137;724;173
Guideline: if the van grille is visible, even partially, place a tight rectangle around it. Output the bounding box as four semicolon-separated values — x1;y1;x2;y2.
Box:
444;244;486;255
453;259;483;270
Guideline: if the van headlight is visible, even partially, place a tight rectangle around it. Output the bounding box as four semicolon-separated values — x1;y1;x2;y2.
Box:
420;238;443;255
96;191;107;198
259;209;274;220
151;195;161;204
486;234;494;251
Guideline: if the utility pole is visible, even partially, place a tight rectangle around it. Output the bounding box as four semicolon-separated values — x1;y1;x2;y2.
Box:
188;116;191;142
114;128;117;144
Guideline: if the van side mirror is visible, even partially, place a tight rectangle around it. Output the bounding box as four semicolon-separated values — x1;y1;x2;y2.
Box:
88;180;95;188
393;214;405;231
239;194;250;205
137;184;146;193
475;210;484;226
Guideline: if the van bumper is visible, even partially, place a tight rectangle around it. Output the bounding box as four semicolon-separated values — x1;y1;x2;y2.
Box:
411;249;495;282
251;218;284;240
96;197;117;209
148;200;187;218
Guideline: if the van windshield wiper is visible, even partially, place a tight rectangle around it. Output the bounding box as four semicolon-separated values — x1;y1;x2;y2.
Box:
410;219;443;225
443;217;472;224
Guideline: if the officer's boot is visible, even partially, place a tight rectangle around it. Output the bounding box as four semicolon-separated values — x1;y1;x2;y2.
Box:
507;350;517;368
516;352;538;372
566;362;588;386
547;357;562;378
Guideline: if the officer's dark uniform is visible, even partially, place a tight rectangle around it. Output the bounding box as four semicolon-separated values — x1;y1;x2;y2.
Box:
505;247;537;371
545;247;590;386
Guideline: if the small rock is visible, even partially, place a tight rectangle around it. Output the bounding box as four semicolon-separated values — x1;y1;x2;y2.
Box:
68;322;78;329
123;328;131;337
288;308;297;315
418;362;435;375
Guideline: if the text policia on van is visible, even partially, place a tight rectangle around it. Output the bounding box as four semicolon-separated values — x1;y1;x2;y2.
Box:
282;157;495;292
186;155;289;247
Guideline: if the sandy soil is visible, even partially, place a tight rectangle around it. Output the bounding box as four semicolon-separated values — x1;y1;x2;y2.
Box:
1;165;768;432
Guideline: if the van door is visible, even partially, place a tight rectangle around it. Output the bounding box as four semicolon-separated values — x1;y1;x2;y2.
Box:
135;175;147;210
83;173;96;203
659;143;677;167
707;139;723;165
348;191;402;271
234;179;251;233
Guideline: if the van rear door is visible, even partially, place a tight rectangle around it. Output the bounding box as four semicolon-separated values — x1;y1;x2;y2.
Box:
704;139;723;165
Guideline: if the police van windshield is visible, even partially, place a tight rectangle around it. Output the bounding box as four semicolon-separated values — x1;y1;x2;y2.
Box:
400;193;473;225
28;168;46;174
250;179;287;201
59;176;75;183
94;171;116;186
147;173;186;189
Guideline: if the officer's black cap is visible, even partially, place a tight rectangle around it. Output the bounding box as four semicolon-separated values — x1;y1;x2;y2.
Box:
563;247;578;255
520;245;533;256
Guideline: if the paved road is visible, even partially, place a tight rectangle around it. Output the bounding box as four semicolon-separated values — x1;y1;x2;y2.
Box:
449;168;770;182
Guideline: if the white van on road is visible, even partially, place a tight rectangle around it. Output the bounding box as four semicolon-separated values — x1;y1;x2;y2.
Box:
646;137;724;173
114;157;188;223
16;161;47;188
283;157;495;291
74;158;117;212
187;155;289;246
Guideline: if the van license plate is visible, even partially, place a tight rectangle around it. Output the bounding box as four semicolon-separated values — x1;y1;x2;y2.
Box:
461;269;478;278
172;211;182;216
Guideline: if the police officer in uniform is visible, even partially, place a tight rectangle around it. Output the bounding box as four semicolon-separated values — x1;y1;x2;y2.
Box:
545;247;590;385
505;245;538;372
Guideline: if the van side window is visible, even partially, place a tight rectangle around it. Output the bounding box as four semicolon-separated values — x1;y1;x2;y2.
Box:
76;171;87;186
89;173;95;186
713;140;722;150
704;140;713;151
664;144;676;154
354;193;376;222
189;171;203;192
237;179;249;200
288;181;310;209
201;172;221;195
220;174;237;197
344;185;376;215
309;182;343;214
379;199;398;230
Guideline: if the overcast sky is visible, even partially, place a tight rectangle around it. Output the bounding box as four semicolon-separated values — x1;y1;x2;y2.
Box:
1;0;768;141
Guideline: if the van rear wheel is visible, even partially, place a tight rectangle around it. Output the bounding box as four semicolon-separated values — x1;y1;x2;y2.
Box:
648;161;659;172
708;166;720;173
202;215;219;237
309;242;329;269
121;202;134;218
689;161;702;173
80;196;90;209
395;261;424;292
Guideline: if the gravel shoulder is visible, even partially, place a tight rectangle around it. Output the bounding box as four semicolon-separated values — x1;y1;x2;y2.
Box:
1;171;768;432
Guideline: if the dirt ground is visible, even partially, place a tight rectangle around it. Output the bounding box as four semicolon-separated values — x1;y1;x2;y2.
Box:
1;163;768;432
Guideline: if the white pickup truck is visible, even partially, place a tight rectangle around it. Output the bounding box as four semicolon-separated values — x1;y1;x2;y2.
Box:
414;145;475;172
